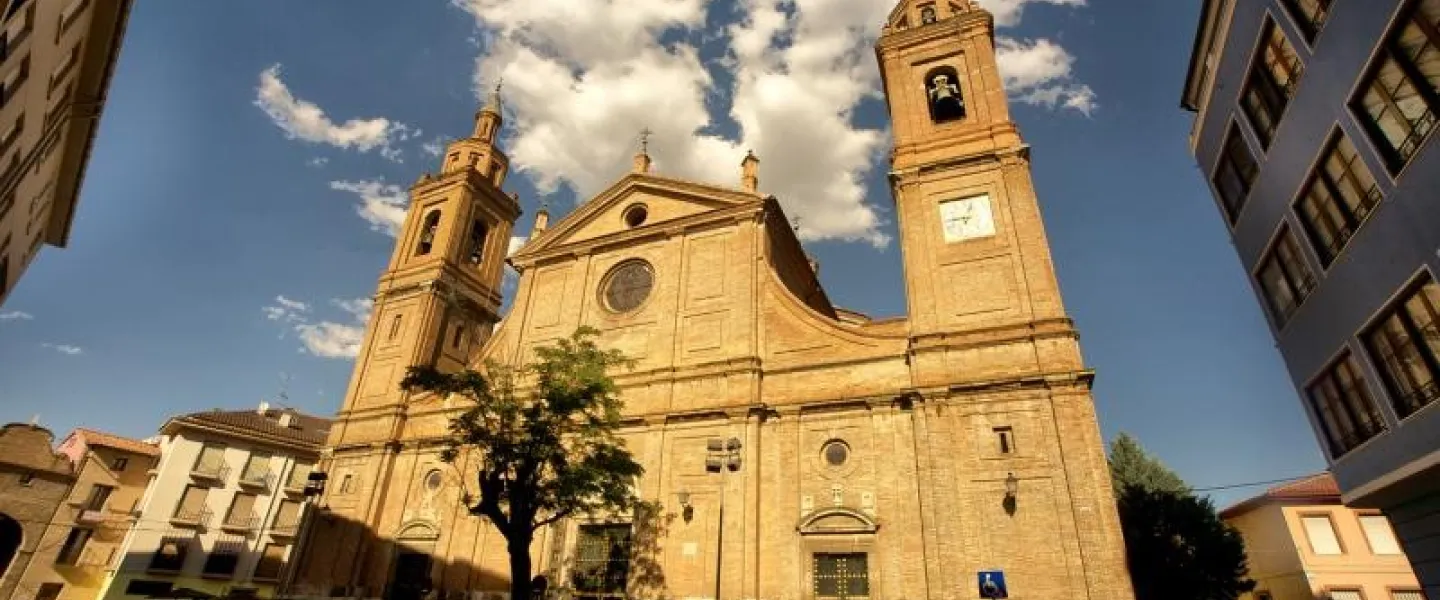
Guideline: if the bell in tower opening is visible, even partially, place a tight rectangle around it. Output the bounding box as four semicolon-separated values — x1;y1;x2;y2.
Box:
925;66;965;123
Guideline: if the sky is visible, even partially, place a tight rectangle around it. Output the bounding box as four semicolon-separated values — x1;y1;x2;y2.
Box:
0;0;1326;507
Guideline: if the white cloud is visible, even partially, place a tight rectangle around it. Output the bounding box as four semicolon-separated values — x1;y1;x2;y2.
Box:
994;37;1097;115
329;179;409;236
0;310;33;321
422;136;448;157
976;0;1085;27
307;156;329;168
255;64;416;161
41;343;83;356
264;295;372;359
507;235;526;257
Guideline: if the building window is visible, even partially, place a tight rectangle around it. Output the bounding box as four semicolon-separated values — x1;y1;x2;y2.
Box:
416;210;441;256
82;484;113;511
467;220;487;264
1301;514;1344;555
387;314;402;341
1280;0;1332;42
54;527;91;565
1256;226;1316;325
34;583;62;600
124;581;173;596
172;485;210;524
1363;276;1440;419
224;493;258;529
285;464;310;490
1295;132;1383;265
1391;591;1427;600
1359;514;1403;554
48;45;76;93
240;453;271;486
994;426;1015;454
192;443;228;478
253;544;288;581
1352;0;1440;172
57;0;87;37
272;500;302;534
571;524;632;600
110;456;128;471
1327;590;1363;600
814;553;869;600
0;114;21;157
822;440;850;467
919;4;936;24
1241;18;1304;148
1212;125;1259;223
1;55;28;107
338;473;355;494
149;536;190;572
452;322;465;349
202;539;244;577
17;471;33;486
1307;352;1387;458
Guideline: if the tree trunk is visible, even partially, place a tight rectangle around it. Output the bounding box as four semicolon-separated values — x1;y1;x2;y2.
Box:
507;531;534;600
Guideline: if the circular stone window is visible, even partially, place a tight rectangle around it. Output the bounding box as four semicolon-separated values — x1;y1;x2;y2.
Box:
601;260;654;313
423;469;443;492
822;440;850;467
623;204;649;228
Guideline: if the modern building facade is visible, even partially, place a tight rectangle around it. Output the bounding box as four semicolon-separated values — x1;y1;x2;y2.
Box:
1222;473;1423;600
292;1;1136;599
0;0;133;307
100;405;329;600
1181;0;1440;594
7;429;159;600
0;423;75;600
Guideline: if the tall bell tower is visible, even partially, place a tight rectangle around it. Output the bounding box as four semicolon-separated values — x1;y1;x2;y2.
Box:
335;84;522;420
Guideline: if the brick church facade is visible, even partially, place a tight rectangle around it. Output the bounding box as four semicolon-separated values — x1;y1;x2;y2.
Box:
291;1;1136;599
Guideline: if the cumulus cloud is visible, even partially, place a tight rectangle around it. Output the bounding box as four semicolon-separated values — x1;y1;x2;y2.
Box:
41;343;83;355
994;37;1097;115
329;179;409;236
0;310;33;321
255;64;417;160
263;295;372;359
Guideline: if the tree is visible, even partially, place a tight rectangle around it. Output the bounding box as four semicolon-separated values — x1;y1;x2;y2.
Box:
401;327;645;600
1108;433;1255;600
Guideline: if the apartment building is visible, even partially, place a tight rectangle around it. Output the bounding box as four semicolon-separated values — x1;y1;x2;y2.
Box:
1223;473;1423;600
100;405;329;600
0;0;134;306
0;423;74;600
1181;0;1440;593
7;429;159;600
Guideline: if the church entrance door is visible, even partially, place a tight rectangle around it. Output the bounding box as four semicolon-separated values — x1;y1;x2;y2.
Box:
812;553;869;600
390;551;433;600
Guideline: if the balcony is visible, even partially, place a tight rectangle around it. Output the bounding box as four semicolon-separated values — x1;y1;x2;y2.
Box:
282;473;308;495
237;469;273;491
75;509;105;524
190;461;230;484
169;506;211;528
269;521;301;540
220;513;257;533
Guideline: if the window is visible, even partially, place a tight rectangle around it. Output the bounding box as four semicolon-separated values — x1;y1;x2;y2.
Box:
54;527;91;565
5;0;32;20
924;65;965;123
1391;591;1427;600
172;485;210;523
240;453;271;485
254;544;288;580
1359;514;1403;554
34;583;62;600
572;524;632;600
48;45;76;93
57;0;87;36
415;210;441;256
601;260;655;313
124;581;173;596
1212;125;1259;222
193;444;227;477
1352;0;1440;172
110;456;128;472
17;471;32;485
1256;226;1316;325
1307;352;1387;458
149;536;190;572
1364;276;1440;418
339;473;355;494
202;540;244;577
1302;514;1344;554
1328;590;1363;600
813;553;869;600
272;500;301;534
1;114;21;157
388;314;403;340
622;205;647;228
224;493;258;528
1295;132;1383;265
82;484;113;511
1281;0;1332;42
994;427;1015;454
452;322;465;349
1241;19;1304;148
822;440;850;467
919;4;936;24
286;464;310;490
1;55;28;107
466;220;487;264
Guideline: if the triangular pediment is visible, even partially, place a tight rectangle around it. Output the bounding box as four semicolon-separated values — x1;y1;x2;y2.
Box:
513;173;763;262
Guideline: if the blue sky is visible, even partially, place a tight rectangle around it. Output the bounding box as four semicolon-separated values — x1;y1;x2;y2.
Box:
0;0;1324;506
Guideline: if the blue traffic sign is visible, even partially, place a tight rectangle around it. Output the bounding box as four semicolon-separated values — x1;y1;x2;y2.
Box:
978;570;1008;599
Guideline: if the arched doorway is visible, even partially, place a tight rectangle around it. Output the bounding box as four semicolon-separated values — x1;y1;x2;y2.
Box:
0;513;22;581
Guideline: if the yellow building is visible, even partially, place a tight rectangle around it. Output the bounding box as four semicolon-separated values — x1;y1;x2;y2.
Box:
293;1;1136;599
1221;473;1424;600
6;429;159;600
0;0;133;306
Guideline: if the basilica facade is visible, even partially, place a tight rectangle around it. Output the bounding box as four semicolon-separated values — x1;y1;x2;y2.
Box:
290;1;1135;599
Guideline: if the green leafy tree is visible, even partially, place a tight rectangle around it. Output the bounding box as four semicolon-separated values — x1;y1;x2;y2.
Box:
401;327;645;600
1108;433;1255;600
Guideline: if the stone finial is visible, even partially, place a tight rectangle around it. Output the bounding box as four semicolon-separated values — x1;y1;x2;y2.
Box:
741;149;760;193
530;200;550;240
633;127;653;173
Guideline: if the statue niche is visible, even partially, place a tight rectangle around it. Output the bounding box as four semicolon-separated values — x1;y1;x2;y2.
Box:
925;66;965;123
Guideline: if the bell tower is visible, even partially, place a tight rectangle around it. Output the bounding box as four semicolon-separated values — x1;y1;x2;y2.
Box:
878;0;1071;349
336;83;522;419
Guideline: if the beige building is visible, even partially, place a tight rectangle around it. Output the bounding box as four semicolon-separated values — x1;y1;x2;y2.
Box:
293;1;1135;599
0;0;133;306
1222;473;1424;600
6;429;159;600
101;405;329;600
0;423;74;600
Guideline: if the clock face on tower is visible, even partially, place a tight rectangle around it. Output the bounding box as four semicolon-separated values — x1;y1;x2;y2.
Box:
939;194;996;242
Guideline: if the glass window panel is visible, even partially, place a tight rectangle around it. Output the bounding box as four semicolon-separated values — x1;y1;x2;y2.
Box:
1359;515;1403;554
1302;515;1343;554
1365;279;1440;418
1392;591;1426;600
1329;591;1362;600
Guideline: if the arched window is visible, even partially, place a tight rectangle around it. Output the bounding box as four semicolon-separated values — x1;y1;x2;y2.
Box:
920;4;937;24
1;513;21;581
466;220;488;265
924;66;966;123
416;211;441;256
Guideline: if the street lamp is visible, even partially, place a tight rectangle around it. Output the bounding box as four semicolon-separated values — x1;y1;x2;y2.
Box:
1003;472;1019;516
706;437;741;600
676;489;694;523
